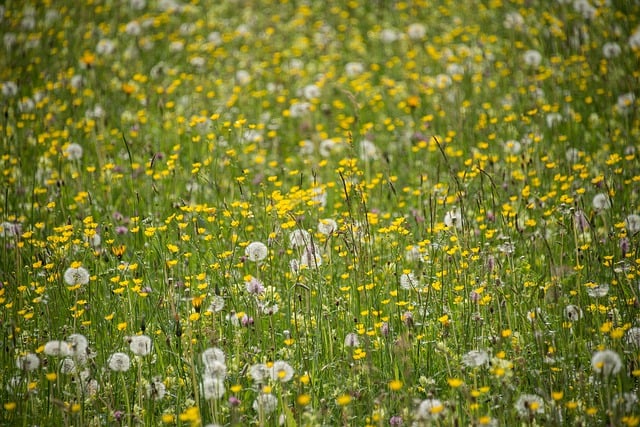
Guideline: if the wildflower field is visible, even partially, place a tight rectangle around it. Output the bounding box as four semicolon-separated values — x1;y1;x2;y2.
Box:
1;0;640;425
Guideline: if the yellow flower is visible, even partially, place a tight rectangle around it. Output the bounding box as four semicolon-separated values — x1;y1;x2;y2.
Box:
388;380;403;391
297;394;311;406
336;394;352;406
447;378;464;388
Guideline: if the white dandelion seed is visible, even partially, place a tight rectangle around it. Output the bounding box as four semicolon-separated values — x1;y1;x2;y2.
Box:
107;352;131;372
146;377;166;400
269;360;294;383
201;347;226;368
444;208;463;229
625;214;640;234
415;398;446;420
345;62;364;77
128;335;152;356
602;42;622;58
344;333;360;348
43;340;72;357
564;304;583;321
59;357;77;375
249;363;269;382
625;327;640;347
245;276;265;295
202;376;225;400
245;241;268;262
63;266;90;286
206;296;225;313
67;333;88;357
16;353;40;371
461;350;489;368
204;360;227;380
253;393;278;414
318;218;338;236
514;394;545;417
592;193;611;210
586;283;609;298
591;349;622;377
617;92;636;114
399;272;418;290
407;23;426;40
523;50;542;67
290;229;311;249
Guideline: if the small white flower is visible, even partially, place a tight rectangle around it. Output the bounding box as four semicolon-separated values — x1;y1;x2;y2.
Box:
235;70;251;85
108;352;131;372
245;241;268;262
629;29;640;50
546;112;563;127
128;335;152;356
96;38;116;55
63;266;90;286
289;101;311;117
60;357;77;374
573;0;596;19
565;147;580;163
125;21;141;36
591;349;622;377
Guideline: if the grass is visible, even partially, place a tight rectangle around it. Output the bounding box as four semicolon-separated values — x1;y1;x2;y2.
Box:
1;0;639;425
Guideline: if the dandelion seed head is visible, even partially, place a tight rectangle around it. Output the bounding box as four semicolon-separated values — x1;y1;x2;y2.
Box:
128;334;152;356
244;241;268;262
591;349;622;377
107;352;131;372
63;266;90;286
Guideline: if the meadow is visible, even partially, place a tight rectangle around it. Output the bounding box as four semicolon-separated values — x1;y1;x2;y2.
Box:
1;0;639;425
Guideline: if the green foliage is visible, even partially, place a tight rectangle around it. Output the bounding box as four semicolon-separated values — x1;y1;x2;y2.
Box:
1;0;639;426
